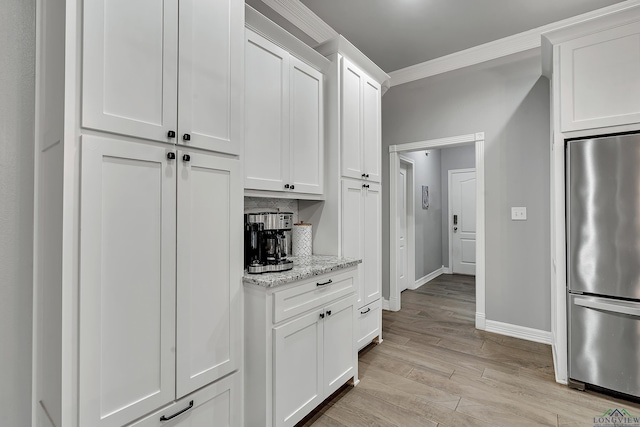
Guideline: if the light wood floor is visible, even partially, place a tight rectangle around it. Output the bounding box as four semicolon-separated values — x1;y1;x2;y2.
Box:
296;274;640;426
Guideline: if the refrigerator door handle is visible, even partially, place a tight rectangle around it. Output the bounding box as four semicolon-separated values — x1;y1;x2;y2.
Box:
574;296;640;317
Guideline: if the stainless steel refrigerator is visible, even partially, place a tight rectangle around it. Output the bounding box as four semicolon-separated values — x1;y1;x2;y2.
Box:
567;133;640;397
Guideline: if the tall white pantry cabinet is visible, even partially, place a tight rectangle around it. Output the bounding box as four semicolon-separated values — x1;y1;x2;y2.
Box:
302;37;390;351
33;1;244;427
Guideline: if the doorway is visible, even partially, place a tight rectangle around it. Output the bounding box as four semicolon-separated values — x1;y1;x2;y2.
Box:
388;132;486;330
396;155;415;294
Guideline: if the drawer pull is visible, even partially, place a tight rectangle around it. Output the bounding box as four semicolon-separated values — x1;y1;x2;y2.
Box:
160;400;194;421
316;279;333;287
361;308;371;315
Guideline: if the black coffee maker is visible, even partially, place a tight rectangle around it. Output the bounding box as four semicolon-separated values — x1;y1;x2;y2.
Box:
244;212;294;274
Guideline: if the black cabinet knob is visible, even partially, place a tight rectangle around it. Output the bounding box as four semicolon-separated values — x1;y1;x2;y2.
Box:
284;184;290;189
319;313;325;319
326;310;332;316
167;152;176;160
183;154;191;162
365;174;370;178
361;173;366;177
290;184;295;190
183;133;191;141
167;130;176;138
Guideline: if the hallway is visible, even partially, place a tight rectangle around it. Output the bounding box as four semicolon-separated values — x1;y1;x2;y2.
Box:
298;274;640;426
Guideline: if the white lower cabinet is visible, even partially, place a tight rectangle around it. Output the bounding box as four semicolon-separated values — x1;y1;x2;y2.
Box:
79;135;242;427
130;373;240;427
356;299;382;351
341;179;382;349
245;268;358;427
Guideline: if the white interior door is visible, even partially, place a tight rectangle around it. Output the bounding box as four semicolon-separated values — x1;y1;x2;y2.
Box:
397;163;409;292
451;170;476;275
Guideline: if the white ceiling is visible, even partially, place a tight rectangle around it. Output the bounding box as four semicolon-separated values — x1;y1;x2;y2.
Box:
299;0;625;72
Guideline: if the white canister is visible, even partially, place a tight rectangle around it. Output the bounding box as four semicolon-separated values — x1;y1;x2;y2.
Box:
292;222;313;257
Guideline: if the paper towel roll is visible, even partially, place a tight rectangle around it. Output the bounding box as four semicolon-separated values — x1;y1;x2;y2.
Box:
292;222;312;257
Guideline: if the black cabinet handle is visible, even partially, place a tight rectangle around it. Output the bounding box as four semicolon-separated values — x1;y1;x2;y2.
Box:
160;400;194;421
183;154;191;162
326;310;332;316
183;133;191;141
319;313;325;319
167;130;176;138
284;184;290;189
290;184;295;190
361;308;371;315
316;279;333;287
365;174;370;178
361;173;366;177
362;184;370;189
167;152;176;160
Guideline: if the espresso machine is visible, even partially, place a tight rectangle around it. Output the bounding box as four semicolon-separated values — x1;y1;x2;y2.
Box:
244;212;294;274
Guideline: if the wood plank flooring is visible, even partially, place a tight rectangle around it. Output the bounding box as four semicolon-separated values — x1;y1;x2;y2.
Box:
296;274;640;426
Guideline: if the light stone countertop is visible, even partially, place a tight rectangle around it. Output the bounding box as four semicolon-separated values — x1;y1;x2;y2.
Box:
242;255;361;288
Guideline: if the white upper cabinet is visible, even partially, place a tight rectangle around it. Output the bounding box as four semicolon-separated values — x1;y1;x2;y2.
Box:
244;28;324;195
290;56;324;194
82;0;242;155
559;20;640;132
177;0;242;154
341;57;381;182
82;0;178;143
176;151;241;398
245;31;290;192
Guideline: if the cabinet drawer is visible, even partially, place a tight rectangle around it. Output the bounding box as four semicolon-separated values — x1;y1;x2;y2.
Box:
273;269;356;324
128;373;240;427
356;298;381;351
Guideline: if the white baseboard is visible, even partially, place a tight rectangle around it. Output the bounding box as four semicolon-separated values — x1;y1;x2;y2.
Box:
442;266;452;274
475;312;486;330
382;298;390;311
410;267;444;290
485;320;552;345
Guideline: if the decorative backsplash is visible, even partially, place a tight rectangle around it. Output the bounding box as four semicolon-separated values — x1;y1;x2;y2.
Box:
244;197;300;224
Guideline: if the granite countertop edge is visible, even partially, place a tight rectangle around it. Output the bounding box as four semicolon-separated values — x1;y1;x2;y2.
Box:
242;255;362;288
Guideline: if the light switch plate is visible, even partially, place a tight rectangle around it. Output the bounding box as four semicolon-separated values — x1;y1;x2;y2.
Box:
511;207;527;221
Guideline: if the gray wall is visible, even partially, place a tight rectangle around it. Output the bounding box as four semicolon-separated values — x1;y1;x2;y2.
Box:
403;150;442;280
440;145;476;267
0;0;35;423
382;51;551;331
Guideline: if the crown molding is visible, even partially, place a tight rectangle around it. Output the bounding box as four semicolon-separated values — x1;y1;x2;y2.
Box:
260;0;337;44
390;0;640;87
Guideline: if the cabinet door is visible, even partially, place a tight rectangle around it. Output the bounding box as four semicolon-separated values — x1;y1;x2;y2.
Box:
176;150;241;398
79;136;176;427
341;57;364;180
323;296;356;397
363;183;381;306
131;373;241;427
362;78;381;182
560;21;640;132
273;310;324;427
245;31;290;192
82;0;178;142
177;0;242;155
290;56;324;195
341;180;364;307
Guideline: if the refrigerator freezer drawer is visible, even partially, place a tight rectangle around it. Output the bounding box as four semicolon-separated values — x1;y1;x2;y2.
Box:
569;294;640;397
